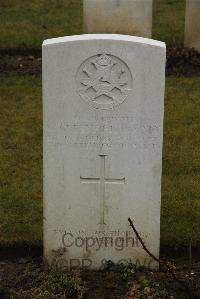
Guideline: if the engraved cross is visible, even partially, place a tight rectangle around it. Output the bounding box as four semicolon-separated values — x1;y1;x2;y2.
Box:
80;155;125;225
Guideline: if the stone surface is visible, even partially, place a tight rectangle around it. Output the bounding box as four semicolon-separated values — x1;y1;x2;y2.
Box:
83;0;152;38
43;34;166;270
184;0;200;52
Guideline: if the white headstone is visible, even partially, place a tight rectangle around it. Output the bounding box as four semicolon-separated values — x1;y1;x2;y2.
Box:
83;0;152;38
184;0;200;52
43;34;166;270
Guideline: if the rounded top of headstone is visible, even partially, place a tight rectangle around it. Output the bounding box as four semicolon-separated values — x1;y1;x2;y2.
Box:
43;34;166;49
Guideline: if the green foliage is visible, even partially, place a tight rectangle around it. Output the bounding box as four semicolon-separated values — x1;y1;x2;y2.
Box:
102;260;136;280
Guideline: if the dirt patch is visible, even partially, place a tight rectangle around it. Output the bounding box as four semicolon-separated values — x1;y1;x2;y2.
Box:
0;244;42;260
0;257;200;298
0;48;200;77
0;53;41;75
166;48;200;76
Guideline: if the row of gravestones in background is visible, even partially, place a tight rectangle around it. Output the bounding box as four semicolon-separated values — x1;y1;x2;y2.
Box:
83;0;200;52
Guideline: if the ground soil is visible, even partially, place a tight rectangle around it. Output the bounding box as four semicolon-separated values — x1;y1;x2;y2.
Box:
0;51;41;76
0;256;200;298
0;47;200;76
166;48;200;76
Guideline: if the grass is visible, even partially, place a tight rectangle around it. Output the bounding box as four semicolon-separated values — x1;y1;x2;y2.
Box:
0;76;42;244
0;0;185;50
161;77;200;246
0;0;83;50
0;75;199;247
153;0;185;47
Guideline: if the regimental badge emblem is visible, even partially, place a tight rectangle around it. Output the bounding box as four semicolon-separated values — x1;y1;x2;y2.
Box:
76;53;133;110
